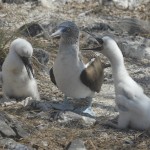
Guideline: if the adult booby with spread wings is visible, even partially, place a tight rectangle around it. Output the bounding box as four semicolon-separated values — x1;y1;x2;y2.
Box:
50;21;109;116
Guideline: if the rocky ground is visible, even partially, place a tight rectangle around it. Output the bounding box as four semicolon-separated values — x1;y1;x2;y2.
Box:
0;0;150;149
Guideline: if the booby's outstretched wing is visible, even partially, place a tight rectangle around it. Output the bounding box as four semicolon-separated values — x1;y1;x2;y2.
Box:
80;56;104;93
80;50;110;92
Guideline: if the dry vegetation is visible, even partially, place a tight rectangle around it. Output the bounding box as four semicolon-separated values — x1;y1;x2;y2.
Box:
0;1;150;149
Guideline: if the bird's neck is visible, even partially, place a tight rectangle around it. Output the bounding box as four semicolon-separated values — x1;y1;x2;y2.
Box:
58;39;80;58
108;50;129;83
9;50;20;59
60;36;79;45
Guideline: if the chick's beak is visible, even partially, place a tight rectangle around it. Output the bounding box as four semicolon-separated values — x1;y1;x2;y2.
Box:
21;57;34;79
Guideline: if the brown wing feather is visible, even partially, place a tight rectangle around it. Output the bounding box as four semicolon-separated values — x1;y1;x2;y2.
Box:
80;56;104;93
80;50;97;64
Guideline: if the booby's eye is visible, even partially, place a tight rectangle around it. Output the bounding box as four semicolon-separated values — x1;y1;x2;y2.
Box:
62;27;71;33
66;28;71;32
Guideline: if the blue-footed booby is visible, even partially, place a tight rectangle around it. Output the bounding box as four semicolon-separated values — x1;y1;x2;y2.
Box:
84;36;150;130
2;38;40;101
50;21;109;116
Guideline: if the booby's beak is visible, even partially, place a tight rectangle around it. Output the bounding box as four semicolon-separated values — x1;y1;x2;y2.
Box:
21;57;34;79
82;37;103;52
81;30;104;52
51;28;63;38
82;46;102;51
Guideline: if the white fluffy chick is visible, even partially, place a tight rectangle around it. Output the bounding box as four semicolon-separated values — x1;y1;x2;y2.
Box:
85;36;150;130
1;38;40;101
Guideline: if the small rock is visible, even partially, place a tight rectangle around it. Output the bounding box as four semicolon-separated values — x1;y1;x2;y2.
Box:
19;22;44;37
78;10;93;18
145;47;150;59
113;0;128;10
0;98;17;107
123;137;134;146
31;101;53;111
84;23;114;32
0;112;29;139
57;111;96;127
11;119;29;138
116;18;150;36
36;123;49;130
82;116;96;126
36;111;51;120
0;119;16;137
99;0;114;6
33;48;50;65
117;36;150;60
67;139;86;150
18;97;35;107
58;111;82;122
2;0;25;4
41;140;48;147
113;0;149;10
128;0;149;10
0;138;32;150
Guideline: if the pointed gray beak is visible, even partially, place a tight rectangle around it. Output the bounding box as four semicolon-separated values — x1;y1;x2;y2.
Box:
81;31;103;51
82;46;102;51
82;37;103;51
21;57;34;79
51;28;63;38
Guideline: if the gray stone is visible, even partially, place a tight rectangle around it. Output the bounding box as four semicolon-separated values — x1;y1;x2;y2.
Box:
12;119;29;138
128;0;149;10
117;36;150;60
58;111;96;127
114;18;150;36
98;0;114;6
67;139;86;150
33;48;49;65
113;0;128;10
0;112;29;139
0;119;16;137
85;18;150;60
30;101;53;111
2;0;24;4
113;0;150;10
0;138;32;150
1;0;38;4
84;23;114;32
36;123;49;130
19;22;44;37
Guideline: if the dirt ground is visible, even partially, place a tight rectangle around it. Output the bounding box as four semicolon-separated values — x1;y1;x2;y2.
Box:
0;1;150;150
